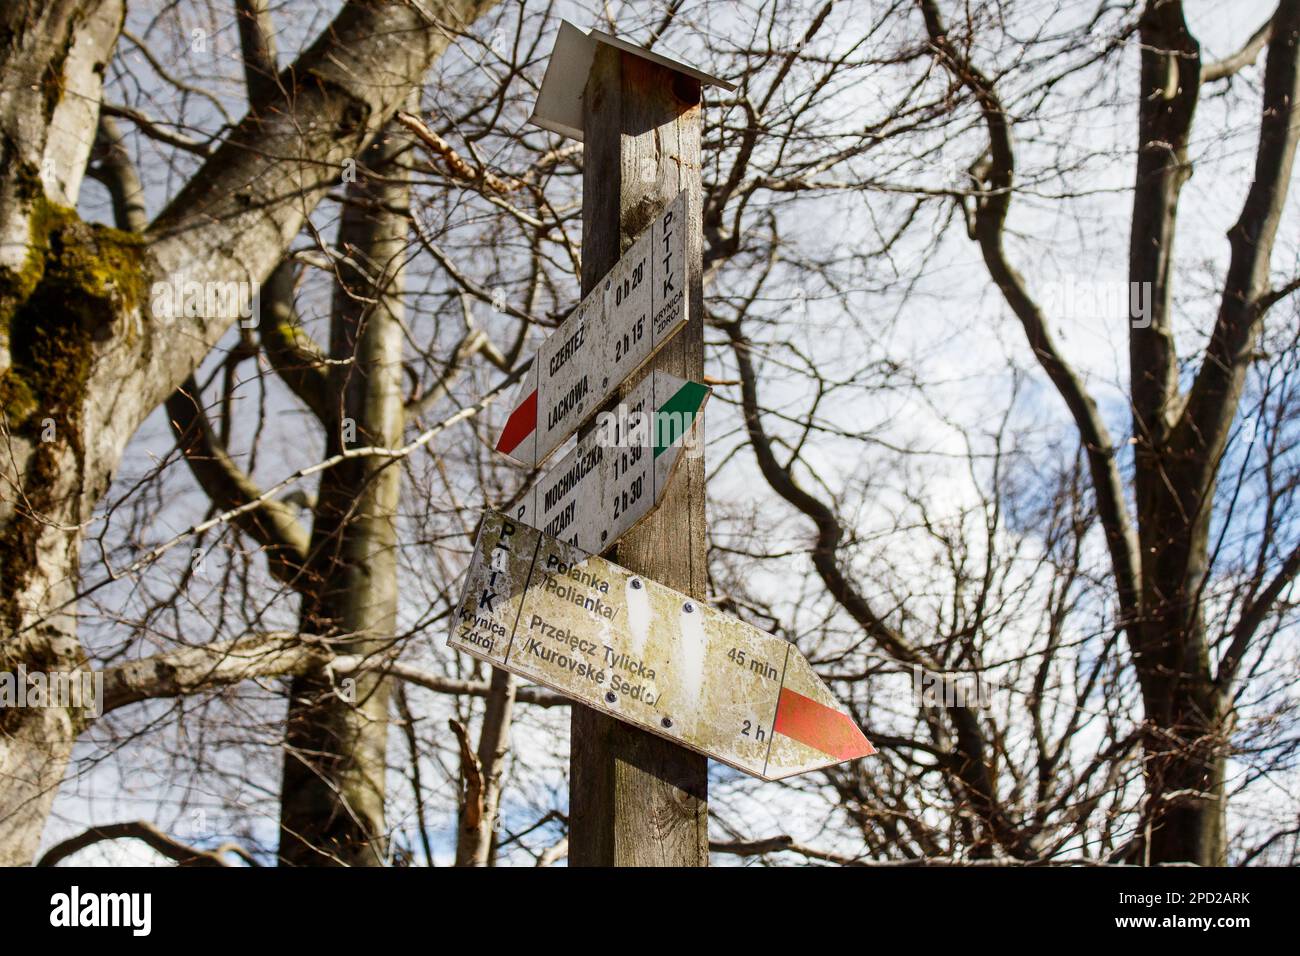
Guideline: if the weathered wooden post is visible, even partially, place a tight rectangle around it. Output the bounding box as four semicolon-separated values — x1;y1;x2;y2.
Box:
528;23;730;866
570;49;706;869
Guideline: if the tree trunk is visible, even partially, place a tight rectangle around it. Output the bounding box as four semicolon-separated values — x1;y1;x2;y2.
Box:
454;667;515;866
1139;699;1230;866
1131;471;1229;865
0;0;127;867
1125;0;1300;865
0;0;497;866
278;122;408;866
918;0;1300;866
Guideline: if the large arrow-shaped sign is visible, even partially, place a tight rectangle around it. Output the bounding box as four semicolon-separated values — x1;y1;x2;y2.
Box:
449;511;876;780
511;370;708;553
495;191;688;468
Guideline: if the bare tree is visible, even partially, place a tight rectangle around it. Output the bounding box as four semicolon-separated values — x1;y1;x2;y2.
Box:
6;0;1297;869
0;0;501;866
912;0;1300;864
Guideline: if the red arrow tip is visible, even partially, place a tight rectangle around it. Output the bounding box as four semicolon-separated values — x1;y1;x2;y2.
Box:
496;389;538;456
773;687;875;762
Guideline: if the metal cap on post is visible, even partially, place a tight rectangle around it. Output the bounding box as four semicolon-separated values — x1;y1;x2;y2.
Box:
527;21;735;142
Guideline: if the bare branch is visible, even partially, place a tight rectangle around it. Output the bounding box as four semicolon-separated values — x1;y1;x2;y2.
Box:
165;376;311;587
36;821;247;867
1203;18;1274;83
258;261;336;424
917;0;1141;626
1180;3;1300;494
98;632;567;715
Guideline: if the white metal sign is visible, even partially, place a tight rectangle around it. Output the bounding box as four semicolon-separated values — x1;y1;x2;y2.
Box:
512;370;708;553
495;191;688;468
449;511;876;781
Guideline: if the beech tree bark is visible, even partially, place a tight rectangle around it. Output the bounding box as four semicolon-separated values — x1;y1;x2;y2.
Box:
0;0;499;867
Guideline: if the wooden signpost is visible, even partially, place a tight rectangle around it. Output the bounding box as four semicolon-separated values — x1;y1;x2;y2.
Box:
450;512;875;780
448;21;874;866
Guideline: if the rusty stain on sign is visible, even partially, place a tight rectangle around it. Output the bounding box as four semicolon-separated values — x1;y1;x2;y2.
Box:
512;370;709;553
449;511;876;780
495;191;688;468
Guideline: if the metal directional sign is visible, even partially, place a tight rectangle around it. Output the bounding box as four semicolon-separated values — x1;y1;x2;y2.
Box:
512;370;708;553
449;511;876;780
495;190;688;468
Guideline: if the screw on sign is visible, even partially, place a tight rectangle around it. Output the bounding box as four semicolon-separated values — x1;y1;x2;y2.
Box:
511;370;709;553
449;511;876;780
494;191;688;469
